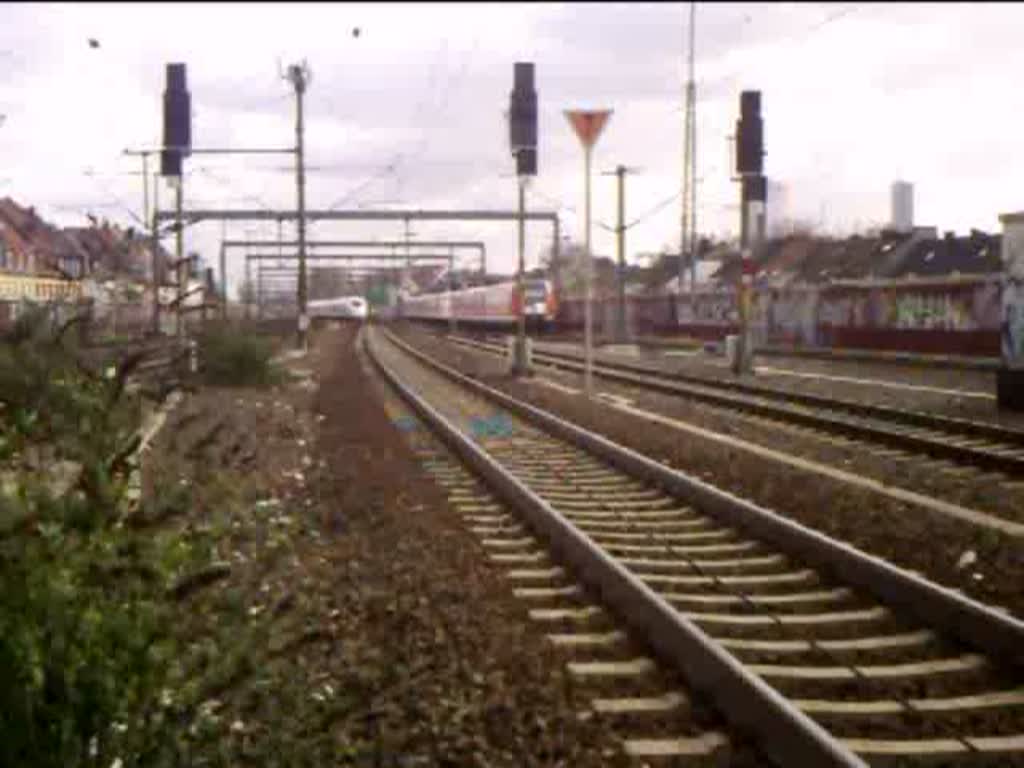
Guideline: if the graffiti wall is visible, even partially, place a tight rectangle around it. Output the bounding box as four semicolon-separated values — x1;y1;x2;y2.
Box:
555;278;1003;355
1002;216;1024;368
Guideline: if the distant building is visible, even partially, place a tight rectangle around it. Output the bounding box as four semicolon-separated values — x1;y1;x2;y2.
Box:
765;180;789;239
891;181;914;233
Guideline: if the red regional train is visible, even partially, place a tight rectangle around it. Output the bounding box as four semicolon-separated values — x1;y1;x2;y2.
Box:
400;278;557;330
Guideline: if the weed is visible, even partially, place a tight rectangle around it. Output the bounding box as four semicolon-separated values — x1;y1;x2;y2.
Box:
195;322;283;388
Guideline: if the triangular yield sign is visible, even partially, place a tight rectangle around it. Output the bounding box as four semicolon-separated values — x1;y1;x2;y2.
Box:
565;109;612;149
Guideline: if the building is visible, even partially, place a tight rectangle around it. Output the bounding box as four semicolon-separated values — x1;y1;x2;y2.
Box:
891;181;914;233
765;179;789;239
0;197;86;278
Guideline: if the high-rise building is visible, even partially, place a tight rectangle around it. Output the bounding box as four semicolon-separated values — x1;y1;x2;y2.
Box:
765;179;789;238
891;181;914;233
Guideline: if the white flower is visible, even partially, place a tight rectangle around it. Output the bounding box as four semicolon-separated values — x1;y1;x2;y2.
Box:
230;719;245;734
110;759;123;768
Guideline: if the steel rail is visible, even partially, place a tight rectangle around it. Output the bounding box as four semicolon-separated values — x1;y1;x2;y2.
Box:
467;333;1024;446
450;334;1024;476
364;325;867;767
520;338;1023;444
383;327;1024;664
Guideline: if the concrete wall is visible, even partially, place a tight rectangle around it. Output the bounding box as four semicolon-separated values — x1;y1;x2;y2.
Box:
558;278;1003;356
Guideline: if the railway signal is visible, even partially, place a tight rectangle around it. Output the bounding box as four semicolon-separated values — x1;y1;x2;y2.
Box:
566;108;612;399
733;90;765;376
509;62;538;376
161;62;191;346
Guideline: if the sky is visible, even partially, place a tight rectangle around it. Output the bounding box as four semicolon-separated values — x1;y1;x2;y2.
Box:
1;2;1022;297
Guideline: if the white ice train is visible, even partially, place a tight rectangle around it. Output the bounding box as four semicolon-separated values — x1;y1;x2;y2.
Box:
307;296;369;321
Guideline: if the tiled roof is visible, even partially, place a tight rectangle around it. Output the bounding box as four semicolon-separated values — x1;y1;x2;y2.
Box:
893;232;1001;278
0;197;74;275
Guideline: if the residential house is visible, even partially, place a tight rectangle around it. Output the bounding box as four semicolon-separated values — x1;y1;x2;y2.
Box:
0;197;86;278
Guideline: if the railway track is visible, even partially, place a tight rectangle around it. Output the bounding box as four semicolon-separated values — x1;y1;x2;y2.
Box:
445;332;1024;479
366;324;1024;767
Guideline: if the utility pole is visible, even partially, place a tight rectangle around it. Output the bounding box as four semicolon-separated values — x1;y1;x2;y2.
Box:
284;61;311;349
244;240;252;321
140;153;150;232
219;235;227;321
602;164;640;343
150;168;161;334
448;244;457;335
124;148;161;335
401;218;418;305
404;218;412;277
514;175;528;374
680;1;698;324
616;166;625;342
584;147;593;393
262;218;281;320
174;176;184;344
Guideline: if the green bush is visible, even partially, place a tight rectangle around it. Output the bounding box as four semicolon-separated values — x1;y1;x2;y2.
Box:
196;323;280;388
0;310;183;767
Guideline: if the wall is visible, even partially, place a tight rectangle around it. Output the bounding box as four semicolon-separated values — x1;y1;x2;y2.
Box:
557;278;1003;356
1002;216;1024;368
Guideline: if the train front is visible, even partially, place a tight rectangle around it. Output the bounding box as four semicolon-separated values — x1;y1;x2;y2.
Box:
524;279;555;332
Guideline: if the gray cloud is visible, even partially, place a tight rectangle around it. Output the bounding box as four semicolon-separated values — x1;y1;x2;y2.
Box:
2;1;1022;296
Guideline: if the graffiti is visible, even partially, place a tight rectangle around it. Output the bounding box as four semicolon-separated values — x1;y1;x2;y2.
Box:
666;280;1004;345
818;295;853;327
544;276;1005;356
1004;219;1024;368
763;290;818;345
689;291;738;325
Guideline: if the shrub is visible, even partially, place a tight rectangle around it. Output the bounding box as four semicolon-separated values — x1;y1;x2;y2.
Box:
195;323;280;388
0;309;182;767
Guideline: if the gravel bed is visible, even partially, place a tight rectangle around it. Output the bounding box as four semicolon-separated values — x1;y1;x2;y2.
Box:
453;333;1024;526
531;338;1024;430
398;326;1024;622
143;324;635;766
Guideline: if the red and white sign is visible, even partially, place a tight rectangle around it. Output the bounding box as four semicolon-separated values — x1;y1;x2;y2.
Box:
565;109;612;149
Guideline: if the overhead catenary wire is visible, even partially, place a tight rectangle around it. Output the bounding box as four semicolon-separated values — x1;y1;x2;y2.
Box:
708;4;863;94
324;38;453;210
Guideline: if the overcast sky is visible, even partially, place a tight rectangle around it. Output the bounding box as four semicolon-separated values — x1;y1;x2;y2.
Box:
1;2;1022;296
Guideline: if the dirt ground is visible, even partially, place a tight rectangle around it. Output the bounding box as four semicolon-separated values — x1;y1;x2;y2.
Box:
141;323;631;766
395;325;1024;622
